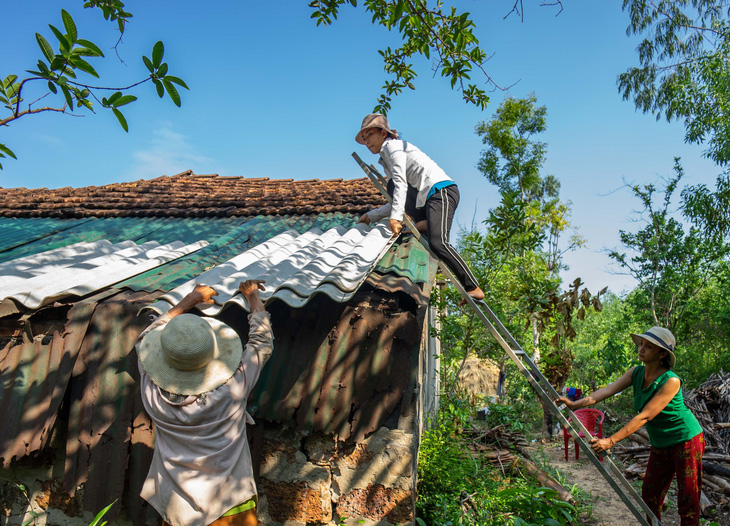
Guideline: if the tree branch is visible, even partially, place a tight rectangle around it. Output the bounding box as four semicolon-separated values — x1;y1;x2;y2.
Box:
0;106;73;127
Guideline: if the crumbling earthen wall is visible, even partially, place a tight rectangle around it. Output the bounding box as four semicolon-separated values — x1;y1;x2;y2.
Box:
256;426;415;525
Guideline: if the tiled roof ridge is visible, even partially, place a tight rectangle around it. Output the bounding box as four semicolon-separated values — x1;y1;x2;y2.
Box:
0;170;385;218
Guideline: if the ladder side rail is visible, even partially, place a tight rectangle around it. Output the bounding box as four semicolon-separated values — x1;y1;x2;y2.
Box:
352;153;660;525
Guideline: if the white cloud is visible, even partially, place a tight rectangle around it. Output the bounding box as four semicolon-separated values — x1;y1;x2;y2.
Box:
121;124;214;181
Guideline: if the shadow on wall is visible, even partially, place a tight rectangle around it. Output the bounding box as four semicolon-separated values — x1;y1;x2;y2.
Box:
1;286;425;525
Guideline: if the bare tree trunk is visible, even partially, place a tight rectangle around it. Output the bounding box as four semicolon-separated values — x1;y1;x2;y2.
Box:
531;314;540;364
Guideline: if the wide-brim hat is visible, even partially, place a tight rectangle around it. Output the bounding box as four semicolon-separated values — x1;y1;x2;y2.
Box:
139;314;243;395
630;326;676;368
355;113;398;144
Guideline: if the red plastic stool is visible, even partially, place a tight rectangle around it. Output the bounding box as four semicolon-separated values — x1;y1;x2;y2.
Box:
563;408;604;461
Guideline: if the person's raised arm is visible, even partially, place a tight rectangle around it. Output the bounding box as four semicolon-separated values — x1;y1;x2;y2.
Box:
555;366;636;410
238;279;272;394
590;376;681;453
384;145;407;235
168;284;218;319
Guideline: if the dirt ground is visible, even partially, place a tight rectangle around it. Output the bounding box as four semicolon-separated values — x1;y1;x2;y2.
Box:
540;439;730;526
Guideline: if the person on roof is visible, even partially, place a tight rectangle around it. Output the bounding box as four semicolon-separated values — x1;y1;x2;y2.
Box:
136;280;271;526
556;327;704;526
355;113;485;304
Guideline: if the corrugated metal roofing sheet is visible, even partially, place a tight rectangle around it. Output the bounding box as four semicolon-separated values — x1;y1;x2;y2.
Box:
145;223;398;313
62;290;162;521
0;217;93;253
0;240;208;309
0;300;97;466
0;214;359;294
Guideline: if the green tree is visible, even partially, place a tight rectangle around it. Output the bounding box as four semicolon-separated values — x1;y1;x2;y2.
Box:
471;96;605;434
475;95;584;358
682;172;730;240
570;293;640;390
608;160;729;330
0;1;188;169
619;0;730;164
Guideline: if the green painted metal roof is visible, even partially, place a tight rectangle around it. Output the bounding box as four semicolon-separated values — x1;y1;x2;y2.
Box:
0;214;362;293
374;234;437;285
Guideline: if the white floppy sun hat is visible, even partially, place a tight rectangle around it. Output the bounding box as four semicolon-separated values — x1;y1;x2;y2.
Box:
630;326;677;368
138;313;243;395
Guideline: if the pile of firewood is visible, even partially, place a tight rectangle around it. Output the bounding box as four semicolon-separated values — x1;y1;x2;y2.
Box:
612;371;730;516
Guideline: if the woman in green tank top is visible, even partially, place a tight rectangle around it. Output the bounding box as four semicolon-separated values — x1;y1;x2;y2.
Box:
556;327;704;525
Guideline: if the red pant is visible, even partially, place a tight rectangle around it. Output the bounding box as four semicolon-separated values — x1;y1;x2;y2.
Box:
642;433;704;525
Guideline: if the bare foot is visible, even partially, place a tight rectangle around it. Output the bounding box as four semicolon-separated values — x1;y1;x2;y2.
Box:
459;287;485;306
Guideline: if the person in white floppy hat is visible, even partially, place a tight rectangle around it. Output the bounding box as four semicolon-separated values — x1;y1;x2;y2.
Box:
355;113;485;305
556;326;704;525
136;280;271;526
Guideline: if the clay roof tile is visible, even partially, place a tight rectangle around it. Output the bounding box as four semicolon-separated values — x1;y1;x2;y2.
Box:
0;170;385;219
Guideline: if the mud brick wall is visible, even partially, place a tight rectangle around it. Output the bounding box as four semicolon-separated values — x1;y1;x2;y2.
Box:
257;426;416;525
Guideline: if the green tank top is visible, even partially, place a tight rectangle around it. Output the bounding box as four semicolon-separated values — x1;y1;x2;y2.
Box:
632;366;702;448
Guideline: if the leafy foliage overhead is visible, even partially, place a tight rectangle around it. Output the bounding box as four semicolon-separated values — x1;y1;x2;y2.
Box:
0;2;188;169
618;0;730;164
309;1;562;114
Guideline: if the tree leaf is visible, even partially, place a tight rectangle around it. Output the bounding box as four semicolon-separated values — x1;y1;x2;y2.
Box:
0;143;18;159
106;91;122;106
4;75;18;88
142;55;154;73
47;81;58;94
156;63;168;77
72;46;98;57
50;57;66;71
112;108;129;132
35;33;55;63
79;98;94;111
61;10;78;42
70;56;100;78
152;41;164;68
76;39;104;57
164;75;189;89
60;84;73;108
113;95;137;107
163;79;181;107
48;25;71;52
36;60;50;75
153;78;164;98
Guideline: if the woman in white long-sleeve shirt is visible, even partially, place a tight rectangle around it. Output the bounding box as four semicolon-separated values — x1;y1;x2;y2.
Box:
356;113;484;302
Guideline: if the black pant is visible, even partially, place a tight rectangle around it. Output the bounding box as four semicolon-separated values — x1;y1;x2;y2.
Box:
386;179;427;224
424;185;479;292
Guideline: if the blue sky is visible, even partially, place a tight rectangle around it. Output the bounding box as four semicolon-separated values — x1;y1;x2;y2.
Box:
1;1;721;294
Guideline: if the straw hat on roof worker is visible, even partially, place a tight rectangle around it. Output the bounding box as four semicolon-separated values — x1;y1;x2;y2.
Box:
138;313;243;395
355;113;399;144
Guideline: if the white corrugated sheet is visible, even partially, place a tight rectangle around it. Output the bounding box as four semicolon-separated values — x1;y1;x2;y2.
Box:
147;222;395;314
0;239;209;309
